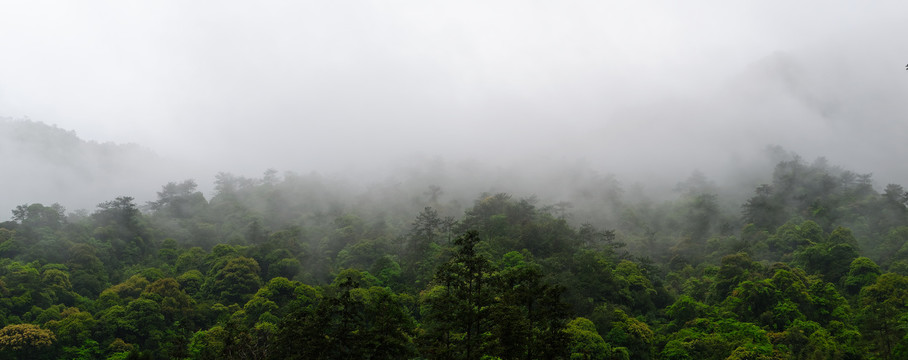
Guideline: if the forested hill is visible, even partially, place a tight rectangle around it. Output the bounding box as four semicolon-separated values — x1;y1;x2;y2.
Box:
0;119;185;212
1;153;908;358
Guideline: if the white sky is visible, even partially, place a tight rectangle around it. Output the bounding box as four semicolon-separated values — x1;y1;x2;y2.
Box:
1;1;907;186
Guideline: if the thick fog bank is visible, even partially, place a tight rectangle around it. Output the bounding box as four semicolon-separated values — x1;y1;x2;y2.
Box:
0;119;206;216
3;2;907;192
3;2;908;217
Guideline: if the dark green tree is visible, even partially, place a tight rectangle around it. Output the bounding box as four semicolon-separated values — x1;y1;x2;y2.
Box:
419;231;494;360
92;196;151;265
203;256;262;304
148;180;207;219
858;273;908;359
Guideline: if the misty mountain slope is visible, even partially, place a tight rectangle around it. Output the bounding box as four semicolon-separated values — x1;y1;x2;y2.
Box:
576;48;908;194
0;118;189;214
720;50;908;184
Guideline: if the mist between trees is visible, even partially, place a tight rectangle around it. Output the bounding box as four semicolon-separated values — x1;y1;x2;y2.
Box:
1;143;908;358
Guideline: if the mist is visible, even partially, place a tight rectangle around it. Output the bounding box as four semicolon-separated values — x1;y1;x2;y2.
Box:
1;1;907;216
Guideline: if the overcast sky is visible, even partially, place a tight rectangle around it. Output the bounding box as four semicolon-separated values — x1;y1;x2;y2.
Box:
1;1;907;190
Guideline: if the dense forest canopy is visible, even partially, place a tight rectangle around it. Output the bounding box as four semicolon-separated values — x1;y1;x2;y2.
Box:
1;145;908;359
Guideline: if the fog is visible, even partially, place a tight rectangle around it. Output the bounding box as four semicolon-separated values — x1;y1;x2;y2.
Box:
1;1;907;215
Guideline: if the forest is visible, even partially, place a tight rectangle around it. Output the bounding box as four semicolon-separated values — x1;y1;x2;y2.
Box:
1;154;907;360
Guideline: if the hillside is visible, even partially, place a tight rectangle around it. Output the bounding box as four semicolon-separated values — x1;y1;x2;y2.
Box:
0;152;906;358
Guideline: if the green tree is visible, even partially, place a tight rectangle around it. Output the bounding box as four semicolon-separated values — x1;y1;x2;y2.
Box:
10;203;67;262
595;308;653;359
564;317;628;360
67;242;108;297
98;275;149;308
149;180;207;219
843;257;880;296
763;220;822;261
141;278;194;326
419;230;495;360
562;249;618;314
125;298;165;349
612;260;658;314
44;307;96;348
487;258;570;359
247;277;297;315
203;256;262;304
743;184;786;231
274;273;415;359
92;196;151;265
40;268;76;305
186;326;227;360
96;305;132;345
858;273;908;359
660;318;772;360
710;253;759;304
354;286;417;358
793;227;858;284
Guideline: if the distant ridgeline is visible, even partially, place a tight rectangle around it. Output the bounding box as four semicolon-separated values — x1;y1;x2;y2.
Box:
0;118;174;213
1;118;908;358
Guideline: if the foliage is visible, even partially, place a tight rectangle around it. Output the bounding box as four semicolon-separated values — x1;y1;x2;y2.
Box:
0;155;905;358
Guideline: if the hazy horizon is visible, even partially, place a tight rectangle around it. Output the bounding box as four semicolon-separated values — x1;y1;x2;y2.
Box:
2;1;907;215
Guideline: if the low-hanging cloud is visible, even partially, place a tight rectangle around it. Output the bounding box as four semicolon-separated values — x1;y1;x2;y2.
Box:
1;1;907;213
